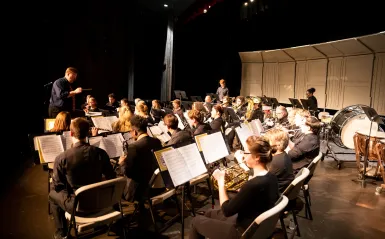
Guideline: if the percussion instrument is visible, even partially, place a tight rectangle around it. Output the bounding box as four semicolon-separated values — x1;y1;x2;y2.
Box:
375;139;385;189
353;130;385;176
331;105;379;149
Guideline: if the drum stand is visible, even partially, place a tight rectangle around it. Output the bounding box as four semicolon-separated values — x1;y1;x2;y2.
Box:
321;123;355;170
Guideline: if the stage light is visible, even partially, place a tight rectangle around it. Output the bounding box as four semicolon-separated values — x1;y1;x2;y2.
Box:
250;0;254;2
164;4;168;7
203;9;207;13
244;2;248;6
209;5;211;8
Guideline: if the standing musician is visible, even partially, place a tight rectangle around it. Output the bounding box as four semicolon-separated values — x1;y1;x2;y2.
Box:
216;79;229;103
49;67;83;118
189;136;279;239
306;87;318;113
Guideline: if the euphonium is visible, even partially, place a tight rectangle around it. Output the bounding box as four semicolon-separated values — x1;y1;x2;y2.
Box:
245;96;262;120
211;163;250;192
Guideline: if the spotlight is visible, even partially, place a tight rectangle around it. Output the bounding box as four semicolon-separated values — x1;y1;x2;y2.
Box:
209;5;211;8
250;0;254;2
244;2;248;6
203;9;207;13
164;4;168;7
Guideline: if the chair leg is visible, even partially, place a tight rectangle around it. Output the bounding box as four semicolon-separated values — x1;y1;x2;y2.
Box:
185;185;196;216
148;201;158;233
292;210;300;237
279;214;288;239
304;190;313;220
181;186;185;239
206;178;215;209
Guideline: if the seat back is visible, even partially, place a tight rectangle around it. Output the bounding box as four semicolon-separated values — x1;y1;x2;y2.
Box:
282;168;310;200
241;196;289;239
74;177;126;213
305;152;323;184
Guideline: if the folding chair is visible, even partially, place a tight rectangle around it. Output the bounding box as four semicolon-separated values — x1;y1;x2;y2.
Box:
64;177;127;238
241;196;289;239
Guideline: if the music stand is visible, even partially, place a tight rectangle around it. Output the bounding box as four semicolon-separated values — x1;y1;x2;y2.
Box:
260;97;271;106
190;96;203;102
300;99;311;111
356;106;384;188
206;93;219;103
181;101;193;111
174;90;189;100
270;97;280;108
289;98;303;109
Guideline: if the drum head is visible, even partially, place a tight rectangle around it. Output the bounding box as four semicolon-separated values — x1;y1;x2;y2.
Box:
341;115;378;149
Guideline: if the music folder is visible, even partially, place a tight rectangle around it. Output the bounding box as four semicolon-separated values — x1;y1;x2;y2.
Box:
194;132;230;164
153;142;207;187
35;131;73;163
289;98;303;109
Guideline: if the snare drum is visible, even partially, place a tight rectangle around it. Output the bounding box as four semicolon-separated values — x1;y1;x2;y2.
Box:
331;105;379;149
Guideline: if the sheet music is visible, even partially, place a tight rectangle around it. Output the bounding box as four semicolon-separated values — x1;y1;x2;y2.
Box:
105;116;119;125
148;126;171;144
198;132;229;164
38;135;64;163
249;121;260;136
157;121;169;134
235;127;253;150
60;131;73;150
46;119;55;131
91;117;114;131
254;119;264;133
86;112;103;117
88;136;103;147
194;133;208;151
149;126;163;135
162;144;207;186
99;134;124;158
153;147;173;171
174;114;185;130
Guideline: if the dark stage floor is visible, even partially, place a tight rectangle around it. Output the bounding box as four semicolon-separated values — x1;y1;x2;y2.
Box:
1;142;385;239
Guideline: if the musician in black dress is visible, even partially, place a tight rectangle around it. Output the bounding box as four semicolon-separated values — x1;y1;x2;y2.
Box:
210;104;225;133
189;136;279;239
306;87;318;112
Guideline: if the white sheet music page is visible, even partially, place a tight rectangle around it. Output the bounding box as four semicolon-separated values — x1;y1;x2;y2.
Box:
254;119;264;133
249;121;260;136
88;136;103;147
157;121;169;134
235;127;253;150
162;148;190;186
91;117;112;132
157;133;171;144
174;114;185;130
60;131;73;150
198;132;229;164
106;116;119;125
177;143;207;180
149;126;163;135
38;135;64;163
99;134;124;158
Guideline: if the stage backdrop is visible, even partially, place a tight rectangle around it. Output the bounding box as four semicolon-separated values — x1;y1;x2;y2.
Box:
239;32;385;115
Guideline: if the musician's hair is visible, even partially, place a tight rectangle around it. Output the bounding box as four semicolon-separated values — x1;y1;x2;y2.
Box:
305;116;321;135
236;96;245;104
136;103;149;117
288;108;298;125
307;88;316;94
50;111;71;132
130;115;148;133
188;109;204;123
173;99;181;107
192;102;208;113
113;106;132;132
164;114;179;130
108;93;116;99
152;99;161;110
212;104;224;116
246;136;273;166
295;109;311;118
264;129;289;153
134;98;142;105
120;98;128;105
219;79;225;84
65;67;78;75
276;106;287;116
70;117;89;140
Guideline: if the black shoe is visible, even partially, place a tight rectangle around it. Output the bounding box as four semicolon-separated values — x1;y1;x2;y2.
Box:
52;229;67;239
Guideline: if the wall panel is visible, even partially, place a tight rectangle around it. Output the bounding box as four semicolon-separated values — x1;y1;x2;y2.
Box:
306;59;327;109
294;61;307;100
262;63;278;98
371;53;385;115
241;63;263;97
326;58;344;109
278;62;295;104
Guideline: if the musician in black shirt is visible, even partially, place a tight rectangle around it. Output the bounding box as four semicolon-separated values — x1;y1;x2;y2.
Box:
306;87;318;112
189;136;279;239
49;118;116;239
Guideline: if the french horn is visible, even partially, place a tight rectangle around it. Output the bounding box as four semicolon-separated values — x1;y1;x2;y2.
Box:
211;163;250;192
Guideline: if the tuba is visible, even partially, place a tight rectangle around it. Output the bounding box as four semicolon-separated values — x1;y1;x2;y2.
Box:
211;164;250;192
245;96;262;120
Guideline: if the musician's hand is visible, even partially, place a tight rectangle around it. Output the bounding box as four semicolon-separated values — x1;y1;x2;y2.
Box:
75;87;82;94
213;169;226;187
91;127;98;136
118;155;127;164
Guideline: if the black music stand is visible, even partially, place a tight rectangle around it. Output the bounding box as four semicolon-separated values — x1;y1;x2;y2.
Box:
270;97;280;109
190;96;203;102
174;90;189;100
181;101;193;111
300;99;311;111
289;98;303;109
260;96;271;106
354;106;384;188
206;93;219;102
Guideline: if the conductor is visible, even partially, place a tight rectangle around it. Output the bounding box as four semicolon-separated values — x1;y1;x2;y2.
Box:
48;67;83;118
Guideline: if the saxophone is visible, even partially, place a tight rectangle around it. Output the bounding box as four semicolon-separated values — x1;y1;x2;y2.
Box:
211;163;250;192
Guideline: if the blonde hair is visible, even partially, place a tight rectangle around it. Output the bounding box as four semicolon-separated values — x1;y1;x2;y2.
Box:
264;129;289;152
50;111;71;132
188;109;204;123
112;106;132;132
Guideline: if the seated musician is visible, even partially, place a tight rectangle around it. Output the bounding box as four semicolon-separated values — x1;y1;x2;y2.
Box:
105;93;120;113
210;104;225;133
290;109;311;144
83;97;101;113
118;115;163;201
188;109;212;136
264;128;294;192
288;116;321;173
164;114;192;146
246;97;264;123
192;101;210;121
189;136;279;239
49;118;116;239
275;106;289;128
221;96;231;108
135;102;155;125
204;95;213;112
234;96;247;118
172;99;185;120
150;99;166;124
50;111;71;133
112;106;133;133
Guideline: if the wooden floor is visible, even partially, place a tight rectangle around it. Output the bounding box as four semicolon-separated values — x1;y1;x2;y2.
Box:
1;142;385;239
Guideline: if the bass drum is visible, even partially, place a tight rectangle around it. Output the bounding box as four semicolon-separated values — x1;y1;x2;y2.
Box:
330;105;379;149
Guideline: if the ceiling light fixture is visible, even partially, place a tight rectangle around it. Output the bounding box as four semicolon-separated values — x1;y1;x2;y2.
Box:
164;4;168;7
203;9;207;13
244;2;248;6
